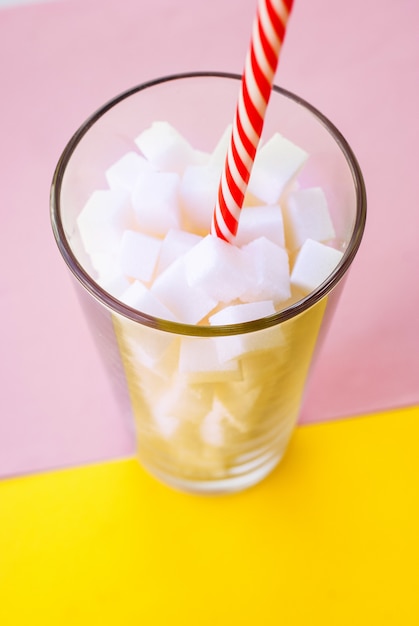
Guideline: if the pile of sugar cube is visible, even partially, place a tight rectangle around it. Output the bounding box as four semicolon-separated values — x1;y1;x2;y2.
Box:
75;121;347;466
77;121;343;327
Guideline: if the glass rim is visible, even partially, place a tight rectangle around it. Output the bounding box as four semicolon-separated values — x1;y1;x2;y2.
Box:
50;71;367;337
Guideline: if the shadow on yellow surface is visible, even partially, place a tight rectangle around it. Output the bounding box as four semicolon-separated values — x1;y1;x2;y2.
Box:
1;407;418;625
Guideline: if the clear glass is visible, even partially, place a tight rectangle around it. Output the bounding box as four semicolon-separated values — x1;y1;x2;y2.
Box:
50;72;366;494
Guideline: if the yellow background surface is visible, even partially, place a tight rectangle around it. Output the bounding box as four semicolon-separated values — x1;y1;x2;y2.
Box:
1;406;418;625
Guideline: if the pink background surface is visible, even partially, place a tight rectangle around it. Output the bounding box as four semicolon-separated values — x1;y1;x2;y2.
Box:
0;0;418;478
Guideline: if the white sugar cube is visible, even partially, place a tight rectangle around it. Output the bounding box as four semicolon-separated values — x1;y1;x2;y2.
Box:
216;377;261;419
134;121;197;175
183;234;248;303
119;280;178;321
121;318;177;370
119;230;162;282
90;250;119;281
240;237;290;304
291;238;344;292
150;380;197;419
248;133;308;204
208;124;232;170
179;337;241;383
131;170;181;236
105;151;152;191
209;300;284;362
91;251;131;300
179;165;220;234
200;397;235;447
191;150;211;166
131;337;180;385
200;397;246;447
210;299;276;325
153;412;179;439
151;374;212;425
156;229;202;275
77;189;131;255
99;273;130;298
234;205;285;247
283;187;336;251
151;257;217;324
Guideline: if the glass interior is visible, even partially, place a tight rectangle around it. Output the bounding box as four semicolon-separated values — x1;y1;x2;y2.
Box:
51;72;366;337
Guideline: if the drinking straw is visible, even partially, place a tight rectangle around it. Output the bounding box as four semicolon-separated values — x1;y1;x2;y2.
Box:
211;0;294;242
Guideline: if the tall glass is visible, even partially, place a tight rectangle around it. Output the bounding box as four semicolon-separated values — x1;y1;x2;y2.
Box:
50;73;366;494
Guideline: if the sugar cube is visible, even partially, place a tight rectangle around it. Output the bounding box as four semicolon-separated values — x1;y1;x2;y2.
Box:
200;398;232;446
119;280;178;321
234;205;285;247
152;375;212;424
180;165;220;234
209;300;284;362
120;317;178;370
191;150;211;167
131;170;181;236
283;187;336;251
199;397;245;447
151;256;218;324
290;238;344;292
105;151;152;191
153;412;179;439
119;230;162;283
248;133;308;204
134;121;197;175
208;124;232;171
99;273;131;299
240;237;291;304
90;250;120;281
179;336;241;383
77;189;131;255
209;299;276;326
156;228;202;275
183;234;248;303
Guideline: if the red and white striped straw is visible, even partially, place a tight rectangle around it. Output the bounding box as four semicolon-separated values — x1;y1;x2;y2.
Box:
211;0;294;242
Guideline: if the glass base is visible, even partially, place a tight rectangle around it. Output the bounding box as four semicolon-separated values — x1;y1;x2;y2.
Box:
139;451;283;495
